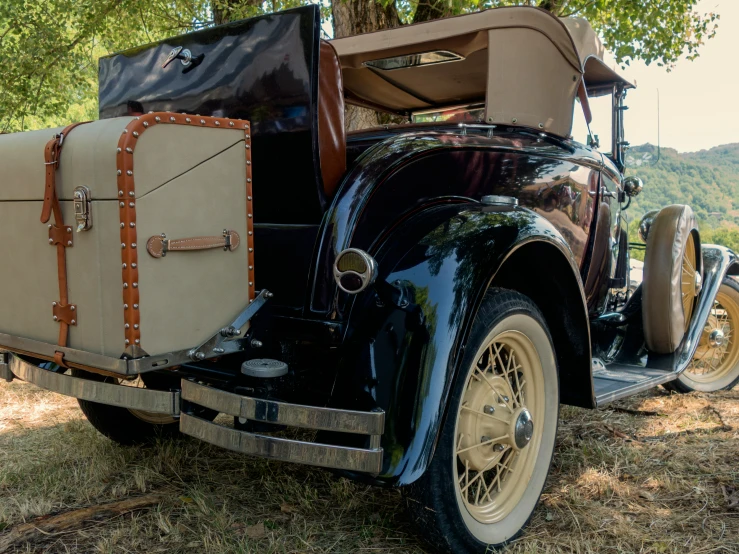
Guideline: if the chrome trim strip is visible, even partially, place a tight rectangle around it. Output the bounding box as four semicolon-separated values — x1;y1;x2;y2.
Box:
179;412;384;473
181;379;385;435
0;333;130;373
8;354;180;415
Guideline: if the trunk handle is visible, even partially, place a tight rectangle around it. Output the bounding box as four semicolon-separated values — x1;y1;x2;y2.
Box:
146;229;240;258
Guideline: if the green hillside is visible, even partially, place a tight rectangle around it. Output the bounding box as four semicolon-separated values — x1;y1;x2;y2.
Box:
625;143;739;226
625;143;739;254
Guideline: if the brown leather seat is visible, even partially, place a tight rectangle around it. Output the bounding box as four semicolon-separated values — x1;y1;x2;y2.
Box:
318;41;346;200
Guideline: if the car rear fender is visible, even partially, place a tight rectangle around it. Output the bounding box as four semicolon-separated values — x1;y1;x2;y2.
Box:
336;203;591;485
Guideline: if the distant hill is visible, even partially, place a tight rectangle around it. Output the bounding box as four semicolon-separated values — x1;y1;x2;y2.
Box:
626;143;739;227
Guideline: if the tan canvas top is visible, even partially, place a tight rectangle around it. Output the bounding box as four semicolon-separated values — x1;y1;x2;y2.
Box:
330;6;633;137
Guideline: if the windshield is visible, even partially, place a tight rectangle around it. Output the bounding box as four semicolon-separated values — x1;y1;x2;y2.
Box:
571;93;614;153
413;105;485;124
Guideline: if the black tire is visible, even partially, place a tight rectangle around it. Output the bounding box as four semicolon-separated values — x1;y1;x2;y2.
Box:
72;369;181;445
665;277;739;393
406;289;559;553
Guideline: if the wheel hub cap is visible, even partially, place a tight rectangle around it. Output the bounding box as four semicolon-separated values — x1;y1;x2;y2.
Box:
512;408;534;449
709;328;725;347
457;375;516;471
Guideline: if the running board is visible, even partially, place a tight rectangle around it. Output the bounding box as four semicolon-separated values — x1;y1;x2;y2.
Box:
593;362;676;406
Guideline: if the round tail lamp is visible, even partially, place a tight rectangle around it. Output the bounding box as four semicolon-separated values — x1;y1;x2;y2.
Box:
333;248;378;294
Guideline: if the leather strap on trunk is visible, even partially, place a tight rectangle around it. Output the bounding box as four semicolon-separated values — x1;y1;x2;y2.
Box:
42;122;88;366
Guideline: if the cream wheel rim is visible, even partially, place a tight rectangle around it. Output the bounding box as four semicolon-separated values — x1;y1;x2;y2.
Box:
681;235;698;331
122;377;178;425
454;330;545;524
686;287;739;383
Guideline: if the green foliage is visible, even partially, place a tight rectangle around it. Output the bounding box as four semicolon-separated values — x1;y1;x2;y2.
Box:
626;142;739;257
626;143;739;229
0;0;721;132
701;227;739;253
0;0;307;132
0;0;213;132
390;0;718;67
627;222;645;261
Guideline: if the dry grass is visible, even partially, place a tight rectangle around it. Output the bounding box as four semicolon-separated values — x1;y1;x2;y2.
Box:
1;382;738;553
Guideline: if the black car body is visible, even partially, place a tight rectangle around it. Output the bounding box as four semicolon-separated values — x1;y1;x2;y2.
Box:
3;5;737;552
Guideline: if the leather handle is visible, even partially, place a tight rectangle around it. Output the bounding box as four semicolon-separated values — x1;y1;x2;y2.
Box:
147;230;240;258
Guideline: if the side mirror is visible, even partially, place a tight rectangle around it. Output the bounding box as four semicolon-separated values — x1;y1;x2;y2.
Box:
623;176;643;198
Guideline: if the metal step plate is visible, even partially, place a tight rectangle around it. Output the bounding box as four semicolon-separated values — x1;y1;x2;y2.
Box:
594;362;676;406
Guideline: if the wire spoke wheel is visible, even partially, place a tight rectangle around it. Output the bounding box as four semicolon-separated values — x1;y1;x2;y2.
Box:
454;330;544;524
670;278;739;393
686;287;739;384
405;290;558;552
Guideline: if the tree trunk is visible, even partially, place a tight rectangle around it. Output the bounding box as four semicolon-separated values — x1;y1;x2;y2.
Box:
332;0;401;130
413;0;453;23
332;0;400;38
538;0;565;15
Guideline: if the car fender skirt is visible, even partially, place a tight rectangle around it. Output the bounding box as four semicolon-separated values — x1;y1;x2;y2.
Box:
335;204;591;485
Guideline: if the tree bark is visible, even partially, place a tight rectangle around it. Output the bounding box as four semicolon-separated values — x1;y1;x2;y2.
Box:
332;0;401;130
413;0;453;23
0;495;163;553
332;0;400;38
538;0;565;15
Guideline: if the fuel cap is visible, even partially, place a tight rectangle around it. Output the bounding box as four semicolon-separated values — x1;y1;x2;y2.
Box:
241;358;288;378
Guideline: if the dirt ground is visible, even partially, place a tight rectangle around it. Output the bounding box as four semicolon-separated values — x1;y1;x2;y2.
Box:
1;381;738;553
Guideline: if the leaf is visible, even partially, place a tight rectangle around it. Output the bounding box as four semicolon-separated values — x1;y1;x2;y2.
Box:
245;521;267;539
280;503;297;514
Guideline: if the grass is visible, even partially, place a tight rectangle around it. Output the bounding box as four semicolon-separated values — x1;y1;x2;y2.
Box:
1;381;738;553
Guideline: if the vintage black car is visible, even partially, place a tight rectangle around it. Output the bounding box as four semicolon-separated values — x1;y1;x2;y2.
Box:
1;5;737;553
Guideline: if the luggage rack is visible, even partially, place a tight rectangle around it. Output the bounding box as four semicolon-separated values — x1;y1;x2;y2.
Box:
0;290;271;376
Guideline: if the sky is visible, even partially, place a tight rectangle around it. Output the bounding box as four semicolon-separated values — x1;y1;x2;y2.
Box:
601;0;739;153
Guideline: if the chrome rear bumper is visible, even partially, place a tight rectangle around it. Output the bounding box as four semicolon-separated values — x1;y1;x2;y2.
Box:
179;380;384;473
2;352;385;474
7;353;180;415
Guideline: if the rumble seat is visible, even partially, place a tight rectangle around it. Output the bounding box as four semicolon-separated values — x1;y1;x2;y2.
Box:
318;41;346;199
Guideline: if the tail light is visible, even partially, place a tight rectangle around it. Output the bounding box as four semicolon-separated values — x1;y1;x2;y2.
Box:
333;248;377;294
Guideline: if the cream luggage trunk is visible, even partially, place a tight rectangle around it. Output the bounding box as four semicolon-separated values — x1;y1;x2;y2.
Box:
0;113;254;366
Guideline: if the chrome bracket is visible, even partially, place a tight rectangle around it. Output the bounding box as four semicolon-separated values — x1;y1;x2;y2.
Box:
73;186;93;232
188;289;272;361
0;351;12;382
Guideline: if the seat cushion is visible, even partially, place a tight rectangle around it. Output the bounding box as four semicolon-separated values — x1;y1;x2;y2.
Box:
318;41;346;199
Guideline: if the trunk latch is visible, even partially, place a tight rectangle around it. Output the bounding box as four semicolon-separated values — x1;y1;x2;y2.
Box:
73;186;92;232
